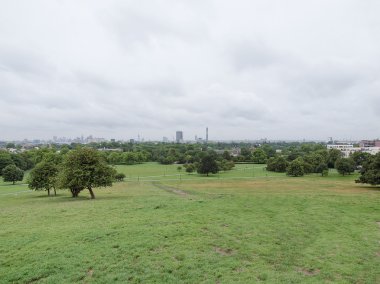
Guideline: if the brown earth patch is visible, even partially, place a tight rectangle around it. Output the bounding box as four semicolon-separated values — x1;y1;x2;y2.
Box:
297;267;320;276
214;247;234;256
87;269;93;277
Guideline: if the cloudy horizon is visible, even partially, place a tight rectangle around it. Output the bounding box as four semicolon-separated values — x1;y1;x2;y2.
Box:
1;0;379;141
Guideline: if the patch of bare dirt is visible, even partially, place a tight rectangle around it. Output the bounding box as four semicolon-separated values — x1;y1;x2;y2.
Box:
297;267;320;276
214;247;234;256
376;221;380;228
87;269;93;277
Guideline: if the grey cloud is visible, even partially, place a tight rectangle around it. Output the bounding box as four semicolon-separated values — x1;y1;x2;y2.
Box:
0;0;379;140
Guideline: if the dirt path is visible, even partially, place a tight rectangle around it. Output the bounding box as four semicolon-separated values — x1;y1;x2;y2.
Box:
151;181;189;197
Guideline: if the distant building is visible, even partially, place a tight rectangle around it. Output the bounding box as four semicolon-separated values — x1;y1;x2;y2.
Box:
176;131;183;143
360;139;380;147
327;144;380;157
162;137;169;143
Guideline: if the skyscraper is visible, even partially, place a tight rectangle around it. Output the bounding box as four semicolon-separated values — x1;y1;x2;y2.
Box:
206;127;208;143
176;131;183;143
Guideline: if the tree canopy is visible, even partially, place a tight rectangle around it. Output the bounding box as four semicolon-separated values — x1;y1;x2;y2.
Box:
335;158;355;176
60;147;116;198
2;164;24;184
28;161;59;196
286;159;304;177
197;154;219;176
356;153;380;186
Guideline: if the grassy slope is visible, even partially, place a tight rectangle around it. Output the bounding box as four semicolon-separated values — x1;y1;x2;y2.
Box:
0;164;379;283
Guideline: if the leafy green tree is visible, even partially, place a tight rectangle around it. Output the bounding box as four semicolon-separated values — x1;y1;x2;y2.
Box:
197;154;219;176
304;153;326;173
252;148;267;164
218;159;235;171
261;144;276;158
351;151;371;167
328;149;342;168
316;163;329;176
60;148;116;199
0;151;14;175
222;151;232;161
28;161;59;196
266;156;288;172
356;153;380;185
335;158;355;176
2;164;24;184
240;147;252;160
108;152;122;165
286;159;304;177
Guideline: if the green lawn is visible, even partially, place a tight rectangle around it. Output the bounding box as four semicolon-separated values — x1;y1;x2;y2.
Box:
1;163;379;283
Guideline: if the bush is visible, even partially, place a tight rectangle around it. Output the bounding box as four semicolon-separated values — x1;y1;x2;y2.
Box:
115;172;126;182
266;156;288;172
184;164;195;174
286;160;304;177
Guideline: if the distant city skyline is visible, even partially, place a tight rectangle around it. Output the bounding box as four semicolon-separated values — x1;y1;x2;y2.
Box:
1;1;379;140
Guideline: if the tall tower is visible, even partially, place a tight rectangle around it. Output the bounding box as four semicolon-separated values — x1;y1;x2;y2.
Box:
206;127;208;143
176;131;183;143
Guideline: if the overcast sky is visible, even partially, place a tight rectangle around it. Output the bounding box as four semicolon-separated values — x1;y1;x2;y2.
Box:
0;0;379;141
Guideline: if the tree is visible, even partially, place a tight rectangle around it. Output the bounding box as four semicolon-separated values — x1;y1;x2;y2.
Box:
28;161;59;196
252;148;267;164
240;147;252;161
2;164;24;184
328;149;342;168
316;163;329;176
356;153;380;185
197;154;219;176
335;158;355;176
261;144;276;158
266;156;288;172
222;151;232;161
351;151;371;167
286;159;304;177
0;151;14;175
115;172;126;182
218;159;235;171
60;148;116;199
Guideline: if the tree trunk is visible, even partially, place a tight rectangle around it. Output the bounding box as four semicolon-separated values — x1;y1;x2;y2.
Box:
47;188;50;196
70;188;80;197
54;187;56;196
88;187;95;199
13;181;15;185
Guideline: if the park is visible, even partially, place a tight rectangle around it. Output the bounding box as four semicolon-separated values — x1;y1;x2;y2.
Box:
1;162;379;283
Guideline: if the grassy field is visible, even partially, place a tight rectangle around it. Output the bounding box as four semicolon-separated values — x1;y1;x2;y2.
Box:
1;163;379;283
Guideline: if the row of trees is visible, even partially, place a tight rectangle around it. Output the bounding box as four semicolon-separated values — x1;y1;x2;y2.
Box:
266;148;360;177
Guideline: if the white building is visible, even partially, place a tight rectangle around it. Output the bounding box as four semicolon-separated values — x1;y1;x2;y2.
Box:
327;144;380;157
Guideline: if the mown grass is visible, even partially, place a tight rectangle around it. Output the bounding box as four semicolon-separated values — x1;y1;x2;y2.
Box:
0;163;379;283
